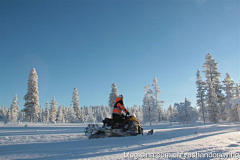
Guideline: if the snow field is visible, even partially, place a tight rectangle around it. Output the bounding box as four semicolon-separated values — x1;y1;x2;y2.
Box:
0;122;239;160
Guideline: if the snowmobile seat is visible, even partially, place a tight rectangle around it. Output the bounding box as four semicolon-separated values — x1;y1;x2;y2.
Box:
102;118;115;127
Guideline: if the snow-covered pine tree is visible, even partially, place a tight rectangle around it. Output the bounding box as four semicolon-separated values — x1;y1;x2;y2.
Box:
0;106;3;116
50;96;58;123
132;105;143;122
203;53;221;83
229;103;240;123
162;108;168;121
229;97;240;123
222;73;237;122
142;84;155;125
152;77;164;122
235;83;240;98
95;107;104;122
138;106;143;122
85;106;96;123
45;102;50;123
203;53;222;123
62;106;67;123
62;106;68;123
196;69;207;123
207;82;220;123
175;102;184;124
62;113;65;123
72;87;82;122
167;105;173;125
102;106;110;119
1;105;7;116
172;105;178;121
80;107;85;122
38;106;43;122
67;106;77;123
23;68;40;122
127;106;133;115
57;106;63;123
93;106;97;121
10;94;20;122
222;73;236;108
7;108;11;121
84;106;88;120
109;83;118;109
19;110;24;122
176;98;198;124
65;107;69;123
0;106;8;124
42;107;44;122
156;106;162;122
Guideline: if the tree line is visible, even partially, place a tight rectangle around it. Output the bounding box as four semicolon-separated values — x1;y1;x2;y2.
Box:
1;53;239;124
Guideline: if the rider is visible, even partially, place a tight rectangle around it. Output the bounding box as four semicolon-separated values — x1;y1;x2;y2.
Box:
112;95;130;126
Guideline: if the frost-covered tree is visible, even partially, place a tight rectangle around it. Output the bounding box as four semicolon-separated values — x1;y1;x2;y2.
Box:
45;102;50;123
50;96;58;123
222;74;239;122
167;105;177;124
220;73;235;121
102;106;110;119
161;108;168;121
10;94;20;122
23;68;40;122
57;106;63;123
109;83;118;109
222;73;236;109
142;84;155;125
1;105;7;116
152;77;164;122
172;105;178;119
156;106;163;122
203;53;222;123
132;105;143;122
202;54;217;84
38;106;43;122
94;106;104;122
72;87;82;122
80;107;85;122
138;106;143;122
229;104;240;123
85;107;96;123
0;106;8;124
67;106;77;123
19;111;25;122
196;69;207;123
235;84;240;98
7;108;11;121
152;77;161;101
167;105;173;124
62;106;68;123
207;82;220;123
229;97;240;123
175;98;199;124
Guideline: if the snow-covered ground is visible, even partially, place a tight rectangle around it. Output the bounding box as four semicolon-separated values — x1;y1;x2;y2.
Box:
0;122;239;160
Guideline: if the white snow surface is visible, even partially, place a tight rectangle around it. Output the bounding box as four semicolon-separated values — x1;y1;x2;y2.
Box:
0;122;240;160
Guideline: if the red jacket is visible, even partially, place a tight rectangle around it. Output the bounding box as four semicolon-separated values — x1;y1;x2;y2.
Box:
112;97;128;115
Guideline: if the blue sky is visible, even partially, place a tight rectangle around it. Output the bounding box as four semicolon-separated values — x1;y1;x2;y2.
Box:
1;0;239;110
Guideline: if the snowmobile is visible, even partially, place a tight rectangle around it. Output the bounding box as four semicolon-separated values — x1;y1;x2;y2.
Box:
84;115;143;139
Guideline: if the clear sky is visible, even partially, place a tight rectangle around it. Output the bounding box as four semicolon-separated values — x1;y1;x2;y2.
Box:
1;0;239;110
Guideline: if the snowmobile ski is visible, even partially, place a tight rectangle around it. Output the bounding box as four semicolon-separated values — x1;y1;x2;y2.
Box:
147;129;154;136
